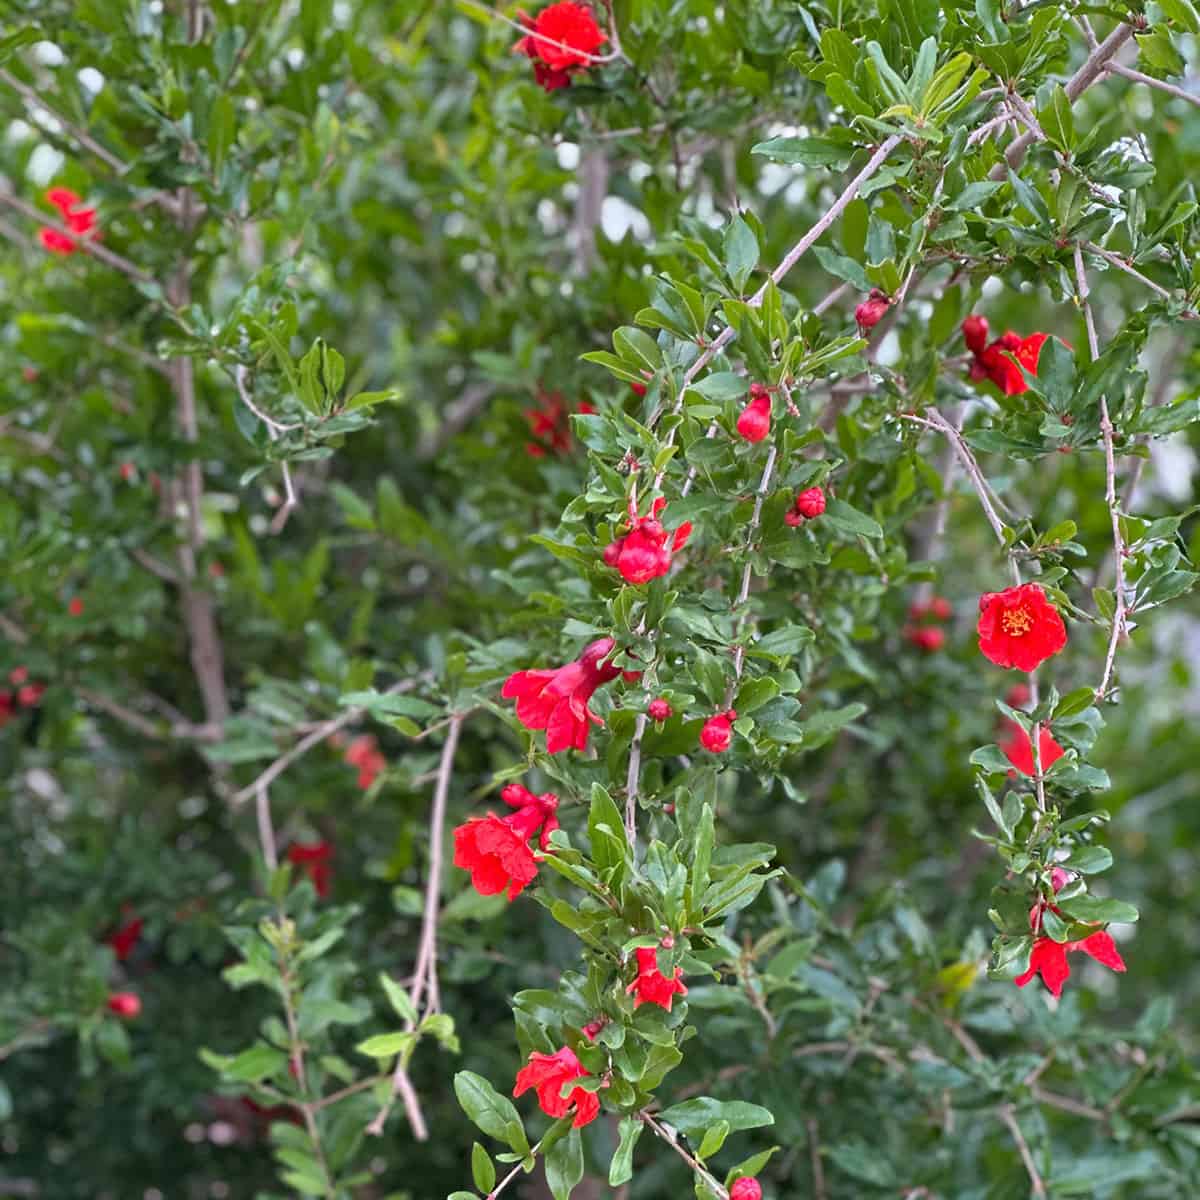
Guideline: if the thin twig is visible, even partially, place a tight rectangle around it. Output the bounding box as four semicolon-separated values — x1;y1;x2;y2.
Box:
728;443;777;695
231;679;419;806
807;1118;827;1200
256;782;278;871
1074;244;1127;700
625;712;647;849
641;1113;729;1199
1083;241;1175;302
999;1105;1046;1197
1104;60;1200;109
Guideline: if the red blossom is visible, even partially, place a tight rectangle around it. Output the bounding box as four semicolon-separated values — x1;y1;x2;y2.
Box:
344;734;386;789
630;380;648;397
502;636;621;753
977;583;1067;672
909;596;952;622
647;697;672;722
513;3;607;92
730;1180;763;1200
1005;682;1032;708
454;785;558;900
1014;871;1127;997
287;841;333;898
905;625;945;652
736;387;771;443
604;498;692;585
962;315;1050;395
523;388;590;456
501;781;560;850
998;720;1065;777
854;289;890;334
513;1046;600;1128
625;946;688;1011
68;597;84;617
106;913;144;962
39;186;99;255
700;709;736;753
581;1017;607;1042
107;992;141;1019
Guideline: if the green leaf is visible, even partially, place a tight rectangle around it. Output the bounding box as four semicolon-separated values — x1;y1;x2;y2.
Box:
355;1032;414;1059
1038;84;1075;152
753;625;814;658
609;1117;643;1186
588;783;628;879
379;973;418;1024
690;372;748;401
1159;0;1200;32
454;1071;529;1152
545;1127;584;1200
222;1042;289;1082
1057;896;1139;924
471;1142;496;1193
822;498;883;539
696;1120;730;1160
689;803;714;915
723;214;759;293
751;137;853;168
613;326;663;372
828;1138;898;1185
1064;845;1114;875
656;1098;774;1139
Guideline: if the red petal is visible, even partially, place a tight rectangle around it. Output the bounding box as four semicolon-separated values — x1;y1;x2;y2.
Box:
1079;930;1126;973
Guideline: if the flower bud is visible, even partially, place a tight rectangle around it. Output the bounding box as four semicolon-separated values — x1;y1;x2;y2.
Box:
736;394;771;443
962;313;989;354
795;487;826;519
107;991;141;1019
647;698;672;722
730;1179;762;1200
699;710;736;753
854;289;890;333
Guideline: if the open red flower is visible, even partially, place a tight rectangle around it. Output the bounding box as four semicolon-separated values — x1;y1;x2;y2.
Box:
626;946;688;1011
730;1180;763;1200
962;316;1050;396
106;912;144;962
39;186;99;255
736;385;771;443
344;734;386;789
502;637;621;753
977;584;1067;672
700;709;736;753
998;720;1065;777
513;1046;600;1128
107;992;141;1019
514;2;606;93
287;841;333;898
604;497;692;585
523;389;592;455
454;787;558;900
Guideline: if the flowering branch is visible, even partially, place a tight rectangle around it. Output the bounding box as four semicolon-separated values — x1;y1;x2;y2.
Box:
458;0;620;64
1073;244;1128;700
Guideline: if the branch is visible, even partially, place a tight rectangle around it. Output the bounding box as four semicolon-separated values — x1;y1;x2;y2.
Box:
641;1113;729;1199
457;0;620;64
625;712;647;848
1103;59;1200;109
1074;244;1128;701
728;443;778;696
235;365;302;534
990;23;1133;178
231;679;419;806
998;1105;1046;1197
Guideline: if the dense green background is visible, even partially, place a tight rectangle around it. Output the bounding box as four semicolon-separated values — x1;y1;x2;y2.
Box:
2;2;1200;1197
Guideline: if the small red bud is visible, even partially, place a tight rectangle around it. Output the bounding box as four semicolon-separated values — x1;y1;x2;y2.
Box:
736;394;771;443
67;597;84;618
699;711;735;753
647;698;672;722
905;626;945;652
962;313;989;354
854;290;890;333
630;381;647;398
107;992;141;1019
794;487;826;519
730;1179;762;1200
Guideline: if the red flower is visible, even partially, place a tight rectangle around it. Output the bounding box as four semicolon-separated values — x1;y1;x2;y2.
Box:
523;388;590;456
68;597;84;617
9;667;28;686
998;720;1065;777
630;380;648;397
287;841;333;898
962;314;989;355
39;186;99;255
581;1017;607;1042
625;946;688;1011
1014;871;1127;998
736;386;771;443
854;289;890;334
501;781;560;850
513;1046;600;1128
454;787;558;900
107;992;141;1019
730;1180;763;1200
502;637;621;753
905;626;945;652
106;913;144;962
977;584;1067;672
604;498;692;585
513;2;606;92
700;709;736;753
17;682;46;707
647;698;672;722
344;734;386;789
1005;682;1032;707
785;486;825;526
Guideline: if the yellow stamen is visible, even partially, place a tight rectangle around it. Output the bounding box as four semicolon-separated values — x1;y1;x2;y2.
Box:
1001;606;1033;637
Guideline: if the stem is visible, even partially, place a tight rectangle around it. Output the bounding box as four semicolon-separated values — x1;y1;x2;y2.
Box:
625;712;647;848
1104;59;1200;109
1074;244;1128;700
487;1136;544;1198
998;1105;1046;1197
641;1112;729;1199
